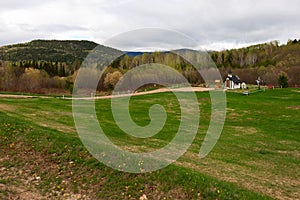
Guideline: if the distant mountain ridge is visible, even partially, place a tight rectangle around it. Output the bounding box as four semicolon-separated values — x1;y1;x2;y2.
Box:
1;39;300;70
124;51;170;57
0;39;121;64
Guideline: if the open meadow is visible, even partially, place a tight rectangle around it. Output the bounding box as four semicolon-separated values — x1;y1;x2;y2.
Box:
0;88;299;199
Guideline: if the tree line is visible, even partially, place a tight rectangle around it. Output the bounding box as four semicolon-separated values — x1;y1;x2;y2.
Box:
11;59;83;77
103;42;300;90
1;39;300;94
0;61;70;94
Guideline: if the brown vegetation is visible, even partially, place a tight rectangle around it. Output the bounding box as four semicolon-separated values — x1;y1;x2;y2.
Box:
0;62;67;94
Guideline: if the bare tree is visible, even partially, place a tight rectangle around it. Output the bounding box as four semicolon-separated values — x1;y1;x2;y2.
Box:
104;71;123;90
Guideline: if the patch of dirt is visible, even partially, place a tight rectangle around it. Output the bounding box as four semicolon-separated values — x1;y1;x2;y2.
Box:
0;104;18;112
278;140;294;145
277;150;300;158
227;112;243;118
286;106;300;110
231;126;258;136
226;109;252;121
1;184;45;200
0;154;46;200
22;111;75;134
36;121;75;134
0;144;90;200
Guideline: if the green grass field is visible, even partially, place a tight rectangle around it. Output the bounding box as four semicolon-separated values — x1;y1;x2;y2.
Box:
0;88;299;199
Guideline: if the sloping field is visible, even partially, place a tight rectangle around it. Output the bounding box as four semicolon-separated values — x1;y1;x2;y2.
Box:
0;88;299;199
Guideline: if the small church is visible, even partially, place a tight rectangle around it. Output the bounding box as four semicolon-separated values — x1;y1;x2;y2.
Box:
224;70;242;89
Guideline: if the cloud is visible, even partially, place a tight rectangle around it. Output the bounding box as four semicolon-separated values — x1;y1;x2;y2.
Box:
104;28;198;51
0;0;45;11
1;0;300;50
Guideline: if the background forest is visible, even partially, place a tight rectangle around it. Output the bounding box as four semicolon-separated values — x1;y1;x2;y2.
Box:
0;39;299;94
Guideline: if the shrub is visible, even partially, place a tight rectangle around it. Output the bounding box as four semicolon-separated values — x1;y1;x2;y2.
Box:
278;74;288;88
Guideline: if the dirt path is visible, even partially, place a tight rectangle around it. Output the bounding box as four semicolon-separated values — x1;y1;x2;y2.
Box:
0;94;51;99
0;87;214;100
68;87;215;100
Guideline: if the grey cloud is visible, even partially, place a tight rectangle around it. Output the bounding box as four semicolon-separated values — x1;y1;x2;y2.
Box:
0;0;46;11
36;24;89;32
104;28;197;51
1;0;300;50
97;0;300;49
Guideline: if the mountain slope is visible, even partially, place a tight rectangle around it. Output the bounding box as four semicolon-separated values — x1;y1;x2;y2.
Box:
209;40;300;68
0;40;122;64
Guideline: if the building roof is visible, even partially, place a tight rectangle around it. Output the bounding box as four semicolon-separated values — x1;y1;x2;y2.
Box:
225;75;242;83
231;75;242;83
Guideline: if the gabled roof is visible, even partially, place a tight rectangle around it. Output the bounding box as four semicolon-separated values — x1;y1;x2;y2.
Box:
225;75;242;83
231;75;242;83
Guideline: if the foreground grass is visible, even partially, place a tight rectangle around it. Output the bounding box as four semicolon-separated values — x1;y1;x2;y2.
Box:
0;88;299;199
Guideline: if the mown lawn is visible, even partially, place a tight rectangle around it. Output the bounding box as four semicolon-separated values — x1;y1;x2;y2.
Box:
0;88;299;199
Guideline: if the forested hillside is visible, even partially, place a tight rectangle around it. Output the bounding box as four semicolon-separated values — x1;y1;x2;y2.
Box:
106;40;300;88
0;40;122;93
0;40;98;63
0;40;122;76
0;39;299;94
209;40;300;86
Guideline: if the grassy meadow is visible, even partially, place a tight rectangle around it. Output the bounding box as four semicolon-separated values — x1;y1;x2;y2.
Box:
0;88;299;199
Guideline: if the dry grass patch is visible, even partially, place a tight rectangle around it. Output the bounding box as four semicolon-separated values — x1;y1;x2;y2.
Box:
286;105;300;110
0;104;18;112
231;126;258;136
176;150;300;200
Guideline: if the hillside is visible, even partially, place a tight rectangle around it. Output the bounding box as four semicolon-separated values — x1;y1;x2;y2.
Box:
1;39;300;68
209;40;300;68
0;39;299;94
0;39;122;64
272;41;300;67
0;40;124;94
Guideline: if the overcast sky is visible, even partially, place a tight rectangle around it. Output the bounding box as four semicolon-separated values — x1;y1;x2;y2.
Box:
1;0;300;51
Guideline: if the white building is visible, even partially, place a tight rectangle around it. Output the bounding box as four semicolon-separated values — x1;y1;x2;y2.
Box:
224;70;242;89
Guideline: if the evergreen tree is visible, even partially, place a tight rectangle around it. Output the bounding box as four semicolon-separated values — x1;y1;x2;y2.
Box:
278;74;288;88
